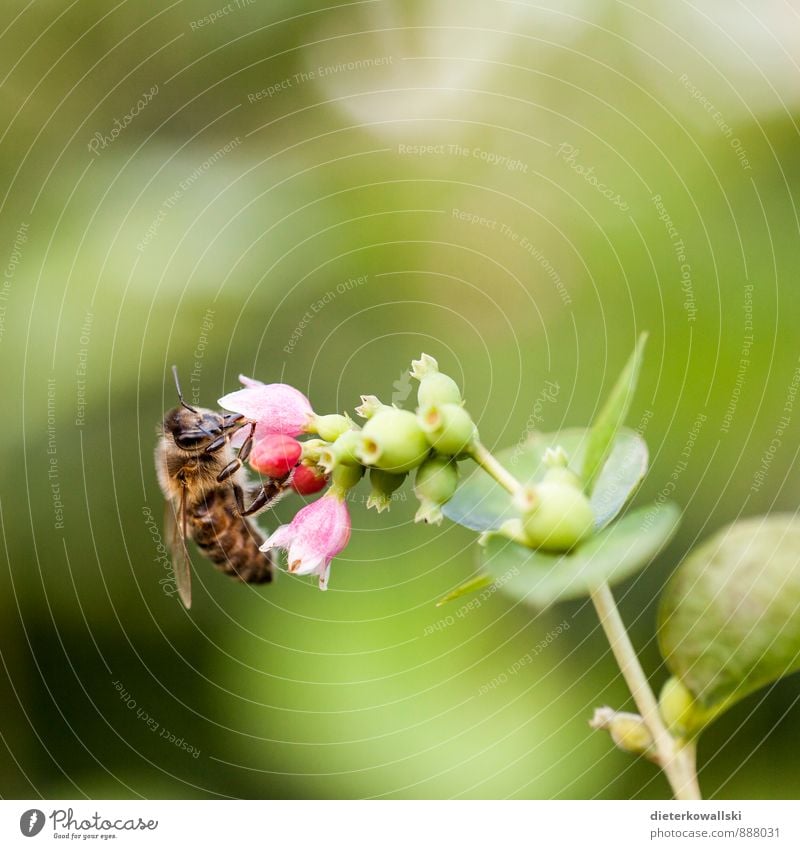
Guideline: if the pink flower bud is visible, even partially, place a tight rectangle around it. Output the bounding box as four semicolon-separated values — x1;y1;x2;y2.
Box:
261;493;351;590
249;434;302;478
218;376;314;440
292;464;329;495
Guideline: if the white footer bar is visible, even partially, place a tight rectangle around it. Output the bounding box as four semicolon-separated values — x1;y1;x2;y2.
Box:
2;800;796;848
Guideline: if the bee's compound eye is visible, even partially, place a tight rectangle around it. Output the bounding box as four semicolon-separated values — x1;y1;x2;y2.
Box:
175;432;208;450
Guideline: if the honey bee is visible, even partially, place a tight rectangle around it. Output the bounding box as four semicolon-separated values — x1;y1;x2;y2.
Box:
155;367;290;608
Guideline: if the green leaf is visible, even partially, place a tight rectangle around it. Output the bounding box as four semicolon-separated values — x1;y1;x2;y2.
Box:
480;502;680;608
582;333;648;494
659;514;800;716
435;573;493;607
443;428;648;532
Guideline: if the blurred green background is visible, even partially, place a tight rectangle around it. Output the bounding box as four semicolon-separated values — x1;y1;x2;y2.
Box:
2;0;799;799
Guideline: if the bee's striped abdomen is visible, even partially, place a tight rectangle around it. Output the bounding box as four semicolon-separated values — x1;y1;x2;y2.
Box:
188;488;273;584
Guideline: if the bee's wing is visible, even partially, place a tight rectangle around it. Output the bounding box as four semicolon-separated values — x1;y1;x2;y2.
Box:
164;488;192;609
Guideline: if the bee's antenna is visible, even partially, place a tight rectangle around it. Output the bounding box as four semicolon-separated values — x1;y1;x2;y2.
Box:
172;365;197;413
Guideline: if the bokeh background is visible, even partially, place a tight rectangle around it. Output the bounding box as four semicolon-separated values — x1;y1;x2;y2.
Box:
2;0;800;800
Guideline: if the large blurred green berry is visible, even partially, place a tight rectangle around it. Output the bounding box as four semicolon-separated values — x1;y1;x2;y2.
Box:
414;456;459;524
418;372;461;407
659;515;800;720
367;468;406;513
357;408;430;473
419;403;477;456
516;480;594;552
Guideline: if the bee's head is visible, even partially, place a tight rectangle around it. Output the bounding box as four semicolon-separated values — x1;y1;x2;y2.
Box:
164;366;245;451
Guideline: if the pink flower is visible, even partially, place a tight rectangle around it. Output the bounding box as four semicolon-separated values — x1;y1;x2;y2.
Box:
218;375;314;440
261;494;351;590
249;434;302;477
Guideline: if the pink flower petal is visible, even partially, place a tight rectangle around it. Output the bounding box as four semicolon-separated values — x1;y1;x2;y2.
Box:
218;381;314;438
261;524;293;551
261;494;351;589
287;551;325;576
239;374;265;389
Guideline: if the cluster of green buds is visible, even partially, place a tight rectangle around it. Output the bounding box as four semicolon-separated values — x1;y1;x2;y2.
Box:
354;354;477;523
296;354;478;522
356;354;478;524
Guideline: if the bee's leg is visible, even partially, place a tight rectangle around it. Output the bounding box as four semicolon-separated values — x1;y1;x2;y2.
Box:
205;435;228;454
210;422;255;468
235;484;268;517
206;420;254;458
232;484;247;515
237;425;255;463
217;459;241;482
235;475;292;517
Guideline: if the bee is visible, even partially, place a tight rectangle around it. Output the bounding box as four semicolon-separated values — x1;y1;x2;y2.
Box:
155;367;290;608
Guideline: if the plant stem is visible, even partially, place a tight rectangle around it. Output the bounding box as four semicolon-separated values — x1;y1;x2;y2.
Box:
470;441;702;800
590;583;701;800
470;440;523;496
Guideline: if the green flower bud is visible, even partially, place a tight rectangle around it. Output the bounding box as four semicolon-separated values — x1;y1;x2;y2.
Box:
658;676;713;739
541;446;584;488
543;466;584;489
331;462;364;495
514;479;594;552
367;469;406;513
419;403;477;456
310;413;353;442
357;408;430;473
300;438;330;465
318;429;362;473
543;445;569;469
590;708;656;761
412;353;462;407
355;394;392;420
410;353;440;381
414;456;459;525
420;372;462;407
